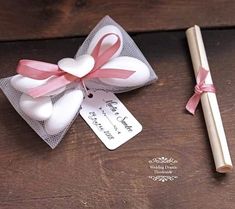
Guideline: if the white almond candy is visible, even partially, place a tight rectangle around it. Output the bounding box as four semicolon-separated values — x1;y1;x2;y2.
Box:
11;74;65;96
11;74;48;92
85;25;123;59
99;56;150;87
58;55;95;78
44;89;84;135
19;94;53;121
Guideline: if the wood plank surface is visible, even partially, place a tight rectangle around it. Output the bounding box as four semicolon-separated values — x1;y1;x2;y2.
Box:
0;29;235;209
1;0;235;40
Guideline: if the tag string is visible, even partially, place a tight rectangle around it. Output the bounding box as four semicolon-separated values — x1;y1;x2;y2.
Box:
81;80;89;96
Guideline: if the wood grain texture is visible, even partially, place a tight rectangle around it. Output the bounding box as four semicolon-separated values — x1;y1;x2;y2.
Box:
1;0;235;40
0;29;235;209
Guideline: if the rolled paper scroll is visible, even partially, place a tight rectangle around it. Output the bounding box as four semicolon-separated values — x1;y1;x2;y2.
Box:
186;25;233;173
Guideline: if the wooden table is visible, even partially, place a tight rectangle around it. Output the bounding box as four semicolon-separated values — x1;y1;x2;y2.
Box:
0;1;235;209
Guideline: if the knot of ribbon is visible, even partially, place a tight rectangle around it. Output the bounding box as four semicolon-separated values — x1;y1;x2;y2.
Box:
16;33;135;98
186;67;216;115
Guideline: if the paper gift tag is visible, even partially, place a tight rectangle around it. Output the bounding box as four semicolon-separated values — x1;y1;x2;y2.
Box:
80;90;142;150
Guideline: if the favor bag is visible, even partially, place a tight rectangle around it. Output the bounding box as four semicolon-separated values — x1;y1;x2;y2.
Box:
0;16;157;148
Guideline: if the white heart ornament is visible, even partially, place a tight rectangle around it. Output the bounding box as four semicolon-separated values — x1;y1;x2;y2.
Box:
58;54;95;78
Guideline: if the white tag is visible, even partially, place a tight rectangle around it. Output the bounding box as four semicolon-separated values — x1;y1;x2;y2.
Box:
80;90;142;150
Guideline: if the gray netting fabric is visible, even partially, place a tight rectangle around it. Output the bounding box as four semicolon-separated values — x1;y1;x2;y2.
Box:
0;16;157;148
0;78;80;148
76;16;157;92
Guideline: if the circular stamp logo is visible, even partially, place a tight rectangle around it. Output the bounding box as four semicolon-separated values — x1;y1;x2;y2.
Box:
148;157;178;182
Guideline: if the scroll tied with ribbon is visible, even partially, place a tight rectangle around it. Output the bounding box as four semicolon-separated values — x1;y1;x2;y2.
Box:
186;67;216;115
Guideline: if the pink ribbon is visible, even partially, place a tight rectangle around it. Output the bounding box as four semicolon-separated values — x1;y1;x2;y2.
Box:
186;67;216;115
16;33;135;98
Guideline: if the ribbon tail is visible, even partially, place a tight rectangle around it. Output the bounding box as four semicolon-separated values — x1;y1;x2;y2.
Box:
91;33;121;69
17;59;62;80
28;74;77;98
186;93;201;115
86;69;135;79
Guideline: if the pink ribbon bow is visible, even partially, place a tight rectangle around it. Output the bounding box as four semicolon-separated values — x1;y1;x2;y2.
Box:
16;33;135;98
186;67;216;115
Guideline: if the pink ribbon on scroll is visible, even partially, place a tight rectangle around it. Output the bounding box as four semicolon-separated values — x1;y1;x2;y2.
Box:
16;33;135;98
186;67;216;115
